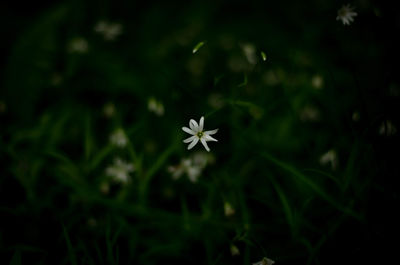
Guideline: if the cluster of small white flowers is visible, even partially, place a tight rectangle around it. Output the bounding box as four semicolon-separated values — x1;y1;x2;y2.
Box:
253;257;275;265
336;4;358;25
182;116;218;152
168;151;214;182
105;157;134;183
319;149;338;170
110;128;128;147
148;97;165;116
94;21;123;41
68;37;88;53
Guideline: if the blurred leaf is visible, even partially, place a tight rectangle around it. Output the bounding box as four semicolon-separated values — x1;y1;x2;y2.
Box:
62;224;77;265
260;151;362;220
192;41;205;54
9;250;21;265
261;51;267;61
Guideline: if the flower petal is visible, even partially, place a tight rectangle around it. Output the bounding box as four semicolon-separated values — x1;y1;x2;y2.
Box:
187;137;199;150
190;119;199;131
204;134;218;142
199;116;204;132
183;135;196;143
200;138;210;152
204;128;218;135
182;127;195;135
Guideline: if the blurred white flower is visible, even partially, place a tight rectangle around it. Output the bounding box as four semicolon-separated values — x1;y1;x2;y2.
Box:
311;75;324;90
242;43;257;65
148;97;165;116
168;158;201;182
336;4;357;25
379;120;397;136
224;201;235;217
167;152;213;183
208;93;225;109
319;149;338;170
99;181;110;194
182;116;218;152
105;158;134;183
299;105;320;122
352;111;360;122
68;37;88;53
253;257;275;265
87;217;97;227
103;102;116;118
262;70;280;86
94;21;123;41
110;128;128;147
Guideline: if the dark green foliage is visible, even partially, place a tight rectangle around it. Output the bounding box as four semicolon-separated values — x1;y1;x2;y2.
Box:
1;0;399;264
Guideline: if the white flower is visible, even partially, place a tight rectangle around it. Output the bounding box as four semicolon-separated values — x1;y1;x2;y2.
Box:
336;4;357;25
253;257;275;265
148;97;164;116
94;21;123;41
105;158;134;183
110;128;128;147
68;37;88;53
182;116;218;152
319;149;338;170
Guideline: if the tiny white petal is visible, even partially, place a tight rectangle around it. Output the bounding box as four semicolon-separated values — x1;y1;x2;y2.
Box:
189;119;199;131
204;128;218;135
182;127;195;135
200;138;210;152
204;134;218;142
199;116;204;132
187;137;199;150
183;135;196;143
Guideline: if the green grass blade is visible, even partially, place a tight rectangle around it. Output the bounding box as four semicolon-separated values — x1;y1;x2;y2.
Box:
62;224;77;265
268;176;296;236
9;250;21;265
260;151;361;220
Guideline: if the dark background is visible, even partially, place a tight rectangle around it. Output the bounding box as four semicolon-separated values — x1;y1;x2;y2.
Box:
1;0;400;264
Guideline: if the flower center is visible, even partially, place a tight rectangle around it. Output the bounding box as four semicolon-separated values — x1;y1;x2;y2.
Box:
196;131;204;138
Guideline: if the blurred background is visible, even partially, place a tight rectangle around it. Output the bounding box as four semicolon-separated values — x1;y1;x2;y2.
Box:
1;0;399;264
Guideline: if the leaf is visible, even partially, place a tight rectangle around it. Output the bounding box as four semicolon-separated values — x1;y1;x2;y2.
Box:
237;73;248;87
261;51;267;61
192;41;205;54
